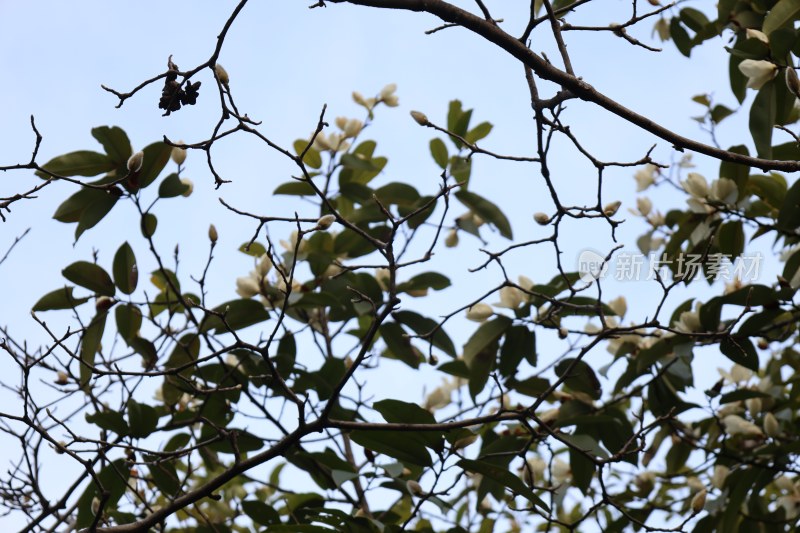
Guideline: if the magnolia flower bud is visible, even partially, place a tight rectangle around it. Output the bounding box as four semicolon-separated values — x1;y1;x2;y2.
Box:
603;200;621;216
444;229;459;248
764;412;780;437
410;110;429;126
380;83;397;99
54;440;67;454
634;164;657;191
745;397;762;416
691;489;707;513
256;254;273;277
95;296;115;313
787;67;800;99
316;214;336;230
712;465;729;489
181;178;193;197
55;371;69;385
710;178;738;205
127;151;144;173
406;480;425;496
428;353;439;365
533;212;550;225
215;63;230;86
171;141;187;165
558;327;569;339
208;224;218;243
498;286;524;309
466;303;493;322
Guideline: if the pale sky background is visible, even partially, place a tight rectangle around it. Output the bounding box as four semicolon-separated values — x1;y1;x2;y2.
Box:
0;0;772;529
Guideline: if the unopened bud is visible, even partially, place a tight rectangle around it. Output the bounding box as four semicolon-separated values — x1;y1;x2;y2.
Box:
208;224;218;243
55;441;67;454
410;111;429;126
316;214;336;230
558;327;569;339
215;64;230;87
533;212;550;225
428;353;439;365
171;141;187;165
603;200;622;216
711;465;729;489
95;296;115;313
55;371;69;385
787;67;800;100
181;178;193;197
451;433;478;451
445;229;459;248
691;489;706;513
127;151;144;173
764;412;780;437
406;480;426;496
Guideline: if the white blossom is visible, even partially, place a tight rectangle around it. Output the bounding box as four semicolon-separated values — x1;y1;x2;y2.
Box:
738;59;778;90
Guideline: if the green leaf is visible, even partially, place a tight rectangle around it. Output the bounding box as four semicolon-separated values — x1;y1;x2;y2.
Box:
62;261;115;296
141;213;157;237
763;0;800;35
79;312;107;391
373;399;442;450
242;500;280;526
32;287;90;311
670;19;693;57
717;220;744;259
147;457;180;496
53;188;105;223
463;317;511;365
466;121;493;144
457;459;549;511
380;322;422;368
200;299;270;334
750;81;776;159
91;126;132;166
679;7;709;32
396;272;451;294
392;310;456;357
127;399;159;438
293;139;322;169
238;242;267;257
720;336;759;370
85;410;129;436
112;242;138;295
499;325;536;377
157;173;189;197
274;181;317;196
37;150;114;178
74;192;118;241
555;358;602;400
137;142;173;189
350;430;432;466
430;138;449;169
115;304;142;344
455;190;513;239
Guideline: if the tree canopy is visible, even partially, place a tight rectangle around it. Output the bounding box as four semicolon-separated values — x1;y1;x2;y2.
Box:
3;1;800;532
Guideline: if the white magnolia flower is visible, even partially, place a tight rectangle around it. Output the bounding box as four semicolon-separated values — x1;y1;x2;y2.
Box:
778;494;800;519
764;412;781;437
380;83;399;106
674;304;702;333
256;254;272;277
335;117;364;138
608;296;627;318
171;141;187;165
738;59;778;90
236;275;261;298
466;303;493;322
710;178;738;205
636;197;652;216
775;475;795;492
683;172;709;198
496;286;525;309
722;414;764;436
634;164;657;191
711;465;729;489
316;214;336;230
745;28;769;44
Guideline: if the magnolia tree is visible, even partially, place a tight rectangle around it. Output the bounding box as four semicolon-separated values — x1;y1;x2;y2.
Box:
3;0;800;531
